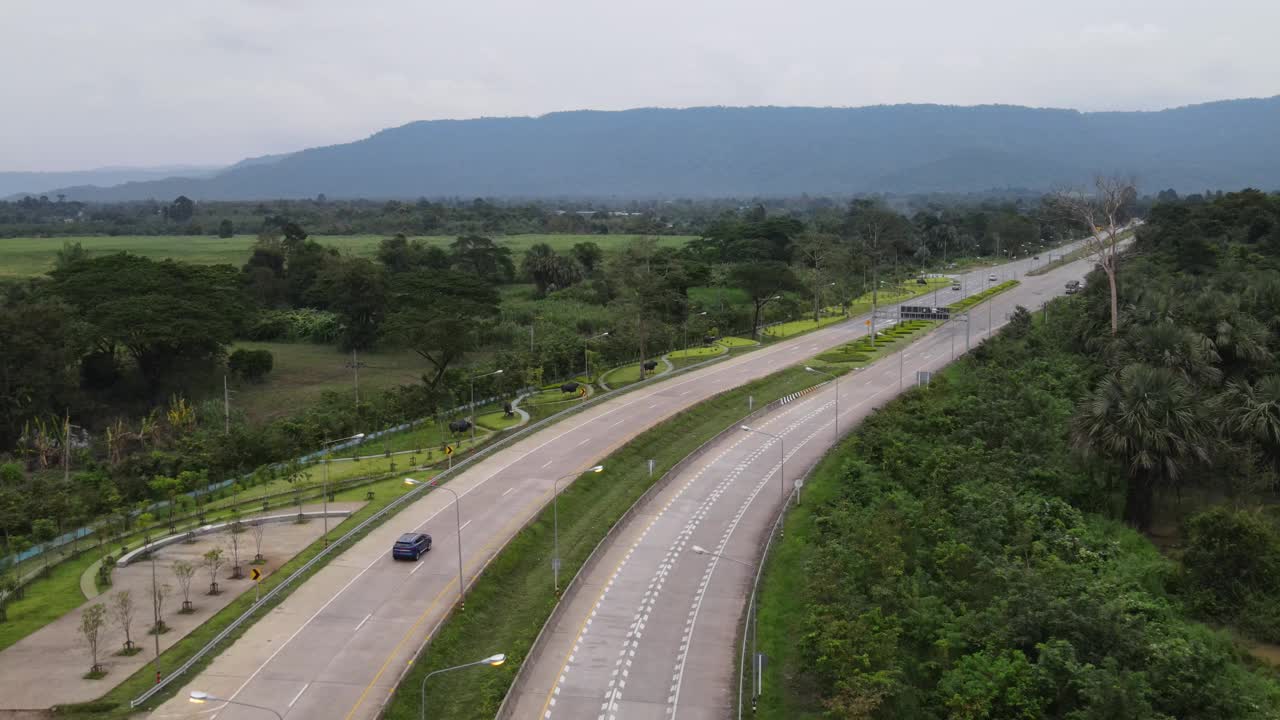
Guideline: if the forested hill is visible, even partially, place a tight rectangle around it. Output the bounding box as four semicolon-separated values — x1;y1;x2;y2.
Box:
34;97;1280;201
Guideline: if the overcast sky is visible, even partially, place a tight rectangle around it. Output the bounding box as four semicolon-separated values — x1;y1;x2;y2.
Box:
3;0;1277;172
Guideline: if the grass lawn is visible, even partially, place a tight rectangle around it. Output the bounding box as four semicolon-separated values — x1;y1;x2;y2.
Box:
762;314;847;339
379;366;833;720
602;360;670;388
228;341;428;423
668;344;727;360
0;548;103;654
476;410;522;431
0;234;695;280
718;336;758;348
524;387;587;407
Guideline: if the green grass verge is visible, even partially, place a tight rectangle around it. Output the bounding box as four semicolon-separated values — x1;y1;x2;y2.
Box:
762;315;846;339
668;344;727;360
719;336;759;348
476;410;522;432
809;321;939;371
0;548;103;653
949;280;1019;313
601;360;670;388
379;366;839;720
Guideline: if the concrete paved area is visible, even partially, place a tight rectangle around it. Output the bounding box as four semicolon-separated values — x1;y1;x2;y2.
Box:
505;248;1106;720
144;239;1100;720
0;503;359;709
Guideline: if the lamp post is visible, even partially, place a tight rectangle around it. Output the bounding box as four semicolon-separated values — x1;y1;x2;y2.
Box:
740;426;785;507
189;691;283;720
691;545;760;707
584;332;609;382
683;311;707;354
419;654;506;720
804;366;838;447
322;433;365;545
553;465;604;593
415;479;466;609
469;369;504;443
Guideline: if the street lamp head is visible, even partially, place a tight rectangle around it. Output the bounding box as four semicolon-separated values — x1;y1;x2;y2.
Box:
692;545;709;555
804;366;815;372
189;691;211;704
588;465;605;473
485;653;507;666
403;478;421;486
494;369;504;375
740;425;752;432
353;432;366;439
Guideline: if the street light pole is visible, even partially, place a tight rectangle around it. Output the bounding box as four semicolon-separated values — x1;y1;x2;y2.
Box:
683;311;707;354
584;332;609;382
321;432;365;545
804;367;838;443
691;545;760;705
741;426;785;508
426;481;466;609
469;369;504;444
189;691;282;719
552;465;604;593
419;654;506;720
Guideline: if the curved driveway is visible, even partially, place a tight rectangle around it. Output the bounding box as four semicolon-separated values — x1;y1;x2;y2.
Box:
147;246;1092;720
504;249;1104;720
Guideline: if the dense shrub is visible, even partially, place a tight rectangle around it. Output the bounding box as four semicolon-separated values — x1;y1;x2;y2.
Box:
1182;506;1280;641
228;349;274;382
245;308;340;342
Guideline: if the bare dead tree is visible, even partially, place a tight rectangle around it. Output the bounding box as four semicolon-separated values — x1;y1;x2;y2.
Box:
228;517;244;579
80;603;107;676
172;560;196;613
149;579;171;635
109;589;137;653
1051;175;1139;335
250;517;267;563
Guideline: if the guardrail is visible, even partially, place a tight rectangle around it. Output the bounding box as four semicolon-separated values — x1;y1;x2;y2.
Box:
494;379;832;719
128;341;744;709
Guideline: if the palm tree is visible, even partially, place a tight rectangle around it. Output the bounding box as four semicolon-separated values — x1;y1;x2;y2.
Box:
1221;375;1280;474
1108;322;1222;387
1073;364;1211;531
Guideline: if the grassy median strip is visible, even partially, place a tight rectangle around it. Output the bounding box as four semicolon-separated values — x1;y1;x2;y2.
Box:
948;279;1019;313
380;365;838;720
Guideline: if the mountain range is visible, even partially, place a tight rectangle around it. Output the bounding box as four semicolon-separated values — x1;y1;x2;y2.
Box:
14;97;1280;201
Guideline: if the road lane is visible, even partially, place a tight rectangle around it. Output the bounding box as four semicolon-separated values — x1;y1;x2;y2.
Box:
506;246;1106;720
147;243;1093;720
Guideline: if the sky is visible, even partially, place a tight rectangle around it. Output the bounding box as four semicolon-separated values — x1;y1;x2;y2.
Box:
3;0;1278;172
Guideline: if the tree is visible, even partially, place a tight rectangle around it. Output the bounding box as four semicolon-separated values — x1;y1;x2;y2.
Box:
1073;364;1211;531
228;348;274;382
79;603;108;676
167;196;194;223
250;518;266;563
0;299;86;450
110;589;137;653
228;520;244;579
571;241;604;274
382;271;501;401
608;238;689;378
217;219;235;238
203;547;225;595
31;518;57;577
449;235;514;283
522;243;582;296
846;199;911;310
172;560;196;613
793;232;845;323
731;261;799;338
149;576;171;635
309;256;388;351
54;241;89;270
1051;175;1138;335
377;234;449;274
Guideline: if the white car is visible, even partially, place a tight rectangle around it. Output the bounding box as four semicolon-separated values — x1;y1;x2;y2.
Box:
988;273;997;282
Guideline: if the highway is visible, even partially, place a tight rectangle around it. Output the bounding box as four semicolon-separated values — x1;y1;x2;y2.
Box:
502;249;1102;720
146;245;1091;720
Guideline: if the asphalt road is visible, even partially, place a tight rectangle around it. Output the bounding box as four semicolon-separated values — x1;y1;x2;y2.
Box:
147;245;1093;720
503;248;1105;720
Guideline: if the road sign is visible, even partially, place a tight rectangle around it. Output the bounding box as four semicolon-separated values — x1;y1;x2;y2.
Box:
444;445;454;456
551;557;561;573
900;305;951;321
916;371;933;386
250;567;262;582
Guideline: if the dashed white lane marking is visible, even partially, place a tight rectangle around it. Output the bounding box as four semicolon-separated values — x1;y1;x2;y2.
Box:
460;519;472;532
410;560;427;575
502;487;515;497
546;397;836;719
542;459;554;468
610;419;626;428
289;683;310;708
353;613;371;633
576;437;591;447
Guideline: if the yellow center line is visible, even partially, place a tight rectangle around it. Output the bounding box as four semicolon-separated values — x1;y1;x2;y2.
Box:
342;487;558;720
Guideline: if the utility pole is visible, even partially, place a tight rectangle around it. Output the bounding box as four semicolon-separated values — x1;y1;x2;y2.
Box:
223;376;230;435
352;349;360;410
63;410;72;484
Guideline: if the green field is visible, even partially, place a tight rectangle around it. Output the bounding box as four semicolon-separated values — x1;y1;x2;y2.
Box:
602;360;670;388
228;341;428;422
0;234;696;280
667;344;727;360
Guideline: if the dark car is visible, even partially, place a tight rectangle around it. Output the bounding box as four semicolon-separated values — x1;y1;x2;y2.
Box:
916;276;928;285
1065;280;1081;295
392;532;432;560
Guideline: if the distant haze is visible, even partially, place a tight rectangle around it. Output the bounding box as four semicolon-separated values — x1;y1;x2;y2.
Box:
2;0;1278;172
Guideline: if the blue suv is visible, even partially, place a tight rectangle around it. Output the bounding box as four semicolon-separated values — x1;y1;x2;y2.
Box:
392;532;432;560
